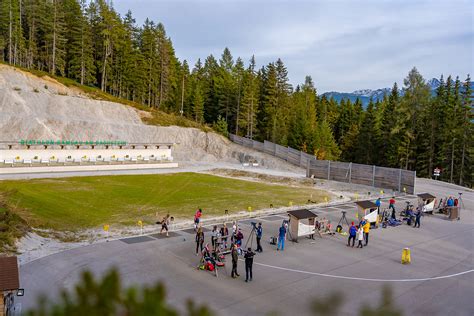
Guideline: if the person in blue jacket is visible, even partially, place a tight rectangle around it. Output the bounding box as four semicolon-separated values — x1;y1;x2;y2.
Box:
347;222;357;247
255;222;263;252
375;198;381;214
277;223;286;251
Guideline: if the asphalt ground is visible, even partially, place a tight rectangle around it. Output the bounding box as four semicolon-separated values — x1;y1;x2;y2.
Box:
16;178;473;316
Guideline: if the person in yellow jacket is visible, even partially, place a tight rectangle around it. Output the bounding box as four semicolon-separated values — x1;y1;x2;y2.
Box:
362;219;370;246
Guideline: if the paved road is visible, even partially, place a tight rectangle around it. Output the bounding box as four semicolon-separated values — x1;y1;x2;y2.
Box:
0;161;306;180
17;179;473;316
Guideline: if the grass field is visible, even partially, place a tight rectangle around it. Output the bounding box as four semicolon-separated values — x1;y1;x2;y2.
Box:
0;173;327;231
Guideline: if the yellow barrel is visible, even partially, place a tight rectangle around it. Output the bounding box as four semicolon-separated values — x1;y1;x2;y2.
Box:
401;248;411;264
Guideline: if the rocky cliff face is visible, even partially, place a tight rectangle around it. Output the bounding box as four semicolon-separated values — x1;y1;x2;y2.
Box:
0;65;301;171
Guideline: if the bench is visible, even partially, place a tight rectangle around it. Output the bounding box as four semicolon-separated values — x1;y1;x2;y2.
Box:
4;159;14;166
131;157;138;162
144;157;150;162
41;159;50;164
23;159;32;165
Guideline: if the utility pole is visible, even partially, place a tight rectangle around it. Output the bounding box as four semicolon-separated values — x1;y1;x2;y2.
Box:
450;138;455;183
180;74;185;116
8;0;12;64
235;76;241;135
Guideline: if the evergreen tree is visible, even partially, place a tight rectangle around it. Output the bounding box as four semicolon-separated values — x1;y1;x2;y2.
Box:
393;67;430;169
258;62;278;141
313;120;341;160
458;75;473;186
354;99;379;165
238;55;259;138
215;47;235;124
381;83;399;167
64;0;95;84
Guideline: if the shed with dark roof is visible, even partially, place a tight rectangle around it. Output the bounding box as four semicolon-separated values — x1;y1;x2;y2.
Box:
355;200;378;209
417;193;436;200
288;209;317;220
287;209;318;241
355;200;378;223
0;257;19;291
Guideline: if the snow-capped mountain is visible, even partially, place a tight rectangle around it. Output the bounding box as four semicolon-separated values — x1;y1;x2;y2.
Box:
427;78;441;90
322;77;463;107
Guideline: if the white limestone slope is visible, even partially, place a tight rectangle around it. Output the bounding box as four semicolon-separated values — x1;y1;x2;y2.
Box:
0;65;301;170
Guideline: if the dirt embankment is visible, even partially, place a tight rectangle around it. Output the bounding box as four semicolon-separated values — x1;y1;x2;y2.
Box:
0;65;301;171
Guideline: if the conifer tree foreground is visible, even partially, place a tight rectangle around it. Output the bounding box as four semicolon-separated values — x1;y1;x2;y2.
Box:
0;1;472;187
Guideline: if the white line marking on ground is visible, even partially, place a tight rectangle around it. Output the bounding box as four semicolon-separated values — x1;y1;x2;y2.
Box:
253;262;474;282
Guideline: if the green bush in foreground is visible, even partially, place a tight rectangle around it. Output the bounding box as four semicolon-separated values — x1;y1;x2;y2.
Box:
27;269;213;316
28;269;402;316
0;191;30;253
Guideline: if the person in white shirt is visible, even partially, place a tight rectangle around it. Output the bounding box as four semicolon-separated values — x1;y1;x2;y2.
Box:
357;226;364;248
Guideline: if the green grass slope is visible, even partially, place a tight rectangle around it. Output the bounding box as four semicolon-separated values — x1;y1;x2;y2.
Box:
0;173;325;231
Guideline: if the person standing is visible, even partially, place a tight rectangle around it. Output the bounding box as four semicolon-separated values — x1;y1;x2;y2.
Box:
277;223;286;251
235;228;244;248
160;214;170;236
414;207;422;228
357;225;364;248
347;222;357;247
195;227;204;255
375;198;381;214
231;221;237;242
194;208;202;231
363;220;370;246
231;243;239;278
244;247;255;282
389;197;396;212
256;223;263;252
220;223;229;249
211;225;218;249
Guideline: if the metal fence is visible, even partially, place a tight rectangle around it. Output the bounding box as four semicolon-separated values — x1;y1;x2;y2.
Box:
229;134;416;194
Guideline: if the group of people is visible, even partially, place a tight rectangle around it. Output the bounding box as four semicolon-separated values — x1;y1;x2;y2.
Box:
347;219;370;248
231;244;255;282
193;208;265;282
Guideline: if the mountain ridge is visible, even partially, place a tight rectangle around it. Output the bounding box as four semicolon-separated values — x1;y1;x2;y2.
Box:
321;77;473;106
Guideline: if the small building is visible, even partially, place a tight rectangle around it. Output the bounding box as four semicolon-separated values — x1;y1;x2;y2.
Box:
287;209;317;241
355;200;378;224
0;256;21;316
417;193;436;213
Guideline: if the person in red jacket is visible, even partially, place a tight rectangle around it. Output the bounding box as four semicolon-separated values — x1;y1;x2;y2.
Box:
389;197;396;211
194;208;202;231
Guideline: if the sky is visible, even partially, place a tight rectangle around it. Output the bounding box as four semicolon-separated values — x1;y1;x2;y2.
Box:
113;0;473;93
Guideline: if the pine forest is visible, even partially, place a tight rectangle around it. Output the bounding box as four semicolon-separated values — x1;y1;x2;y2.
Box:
0;0;472;187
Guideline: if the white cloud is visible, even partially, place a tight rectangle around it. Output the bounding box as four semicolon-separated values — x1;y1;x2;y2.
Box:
114;0;473;92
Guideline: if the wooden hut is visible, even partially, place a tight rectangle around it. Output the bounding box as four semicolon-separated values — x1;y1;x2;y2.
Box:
355;200;378;224
417;193;436;213
287;209;317;241
0;256;20;316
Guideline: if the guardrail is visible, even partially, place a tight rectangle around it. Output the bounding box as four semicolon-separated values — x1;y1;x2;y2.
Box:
229;134;416;194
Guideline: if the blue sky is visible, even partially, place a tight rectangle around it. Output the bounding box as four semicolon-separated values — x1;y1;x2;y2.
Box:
113;0;473;93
